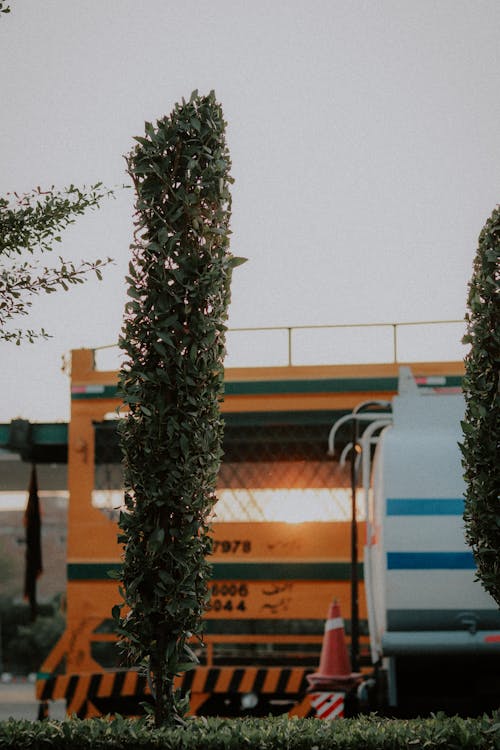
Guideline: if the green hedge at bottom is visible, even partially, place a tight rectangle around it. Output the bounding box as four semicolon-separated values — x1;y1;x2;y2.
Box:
0;714;498;750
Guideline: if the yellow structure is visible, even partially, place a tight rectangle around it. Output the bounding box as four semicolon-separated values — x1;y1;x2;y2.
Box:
37;349;464;717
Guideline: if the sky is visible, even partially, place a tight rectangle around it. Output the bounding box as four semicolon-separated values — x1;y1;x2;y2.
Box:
0;0;499;422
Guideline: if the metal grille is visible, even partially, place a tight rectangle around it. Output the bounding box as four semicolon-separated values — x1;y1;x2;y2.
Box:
92;414;359;522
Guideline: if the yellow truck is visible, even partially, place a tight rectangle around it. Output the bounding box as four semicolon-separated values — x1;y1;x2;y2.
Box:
37;347;467;718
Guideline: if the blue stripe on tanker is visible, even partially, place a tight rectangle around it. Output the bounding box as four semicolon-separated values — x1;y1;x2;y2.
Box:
387;498;464;515
387;551;475;570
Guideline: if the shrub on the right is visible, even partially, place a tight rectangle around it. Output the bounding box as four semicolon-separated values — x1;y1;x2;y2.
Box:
461;205;500;607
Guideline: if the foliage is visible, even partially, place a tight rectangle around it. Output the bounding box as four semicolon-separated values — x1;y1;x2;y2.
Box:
0;596;65;674
0;547;14;596
461;205;500;606
5;610;65;675
116;91;243;726
0;184;114;343
0;713;499;750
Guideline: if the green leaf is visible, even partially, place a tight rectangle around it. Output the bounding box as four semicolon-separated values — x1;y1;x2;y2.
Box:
174;662;198;673
111;604;121;620
229;256;247;268
150;528;165;545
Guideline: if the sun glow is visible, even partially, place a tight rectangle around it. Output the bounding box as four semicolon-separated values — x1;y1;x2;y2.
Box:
91;487;367;524
214;488;366;524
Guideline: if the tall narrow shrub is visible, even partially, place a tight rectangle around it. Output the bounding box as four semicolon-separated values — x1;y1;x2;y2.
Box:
116;91;243;725
461;205;500;607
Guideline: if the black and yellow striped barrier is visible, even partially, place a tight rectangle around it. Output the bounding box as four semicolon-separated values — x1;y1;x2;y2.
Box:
37;666;316;718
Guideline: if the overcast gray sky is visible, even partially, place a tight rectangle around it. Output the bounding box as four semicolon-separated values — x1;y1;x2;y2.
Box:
1;0;499;421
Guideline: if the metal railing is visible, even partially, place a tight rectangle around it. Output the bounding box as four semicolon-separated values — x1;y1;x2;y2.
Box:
224;319;466;368
93;319;467;371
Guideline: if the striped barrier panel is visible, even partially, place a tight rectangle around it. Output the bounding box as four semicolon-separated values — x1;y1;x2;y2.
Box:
310;691;345;719
37;666;316;719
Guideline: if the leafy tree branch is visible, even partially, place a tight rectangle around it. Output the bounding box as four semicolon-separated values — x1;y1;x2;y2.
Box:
0;184;114;343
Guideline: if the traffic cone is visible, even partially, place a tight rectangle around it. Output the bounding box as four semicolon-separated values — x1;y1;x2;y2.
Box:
307;600;363;692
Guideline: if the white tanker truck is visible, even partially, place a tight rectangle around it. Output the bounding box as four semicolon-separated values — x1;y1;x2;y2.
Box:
330;367;500;715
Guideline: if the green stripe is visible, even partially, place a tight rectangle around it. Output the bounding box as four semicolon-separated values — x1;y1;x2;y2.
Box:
0;411;341;449
32;423;68;444
68;563;121;580
204;618;369;634
72;378;395;400
224;377;399;396
226;376;464;395
0;422;68;447
37;672;52;681
68;562;363;582
71;376;463;400
212;562;363;580
71;385;119;400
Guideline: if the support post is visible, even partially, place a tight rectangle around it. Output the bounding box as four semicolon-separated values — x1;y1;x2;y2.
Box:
350;420;360;674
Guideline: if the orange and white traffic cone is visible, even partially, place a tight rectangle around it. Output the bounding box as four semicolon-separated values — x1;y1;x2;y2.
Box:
307;600;362;718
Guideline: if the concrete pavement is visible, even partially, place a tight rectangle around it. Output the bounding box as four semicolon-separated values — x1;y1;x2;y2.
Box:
0;681;65;721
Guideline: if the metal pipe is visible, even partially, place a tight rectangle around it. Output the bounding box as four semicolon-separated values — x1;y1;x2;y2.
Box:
359;418;392;665
350;417;360;674
328;412;389;456
348;407;391;673
382;631;500;655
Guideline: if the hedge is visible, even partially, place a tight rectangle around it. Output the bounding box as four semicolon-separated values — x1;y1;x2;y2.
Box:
0;713;498;750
